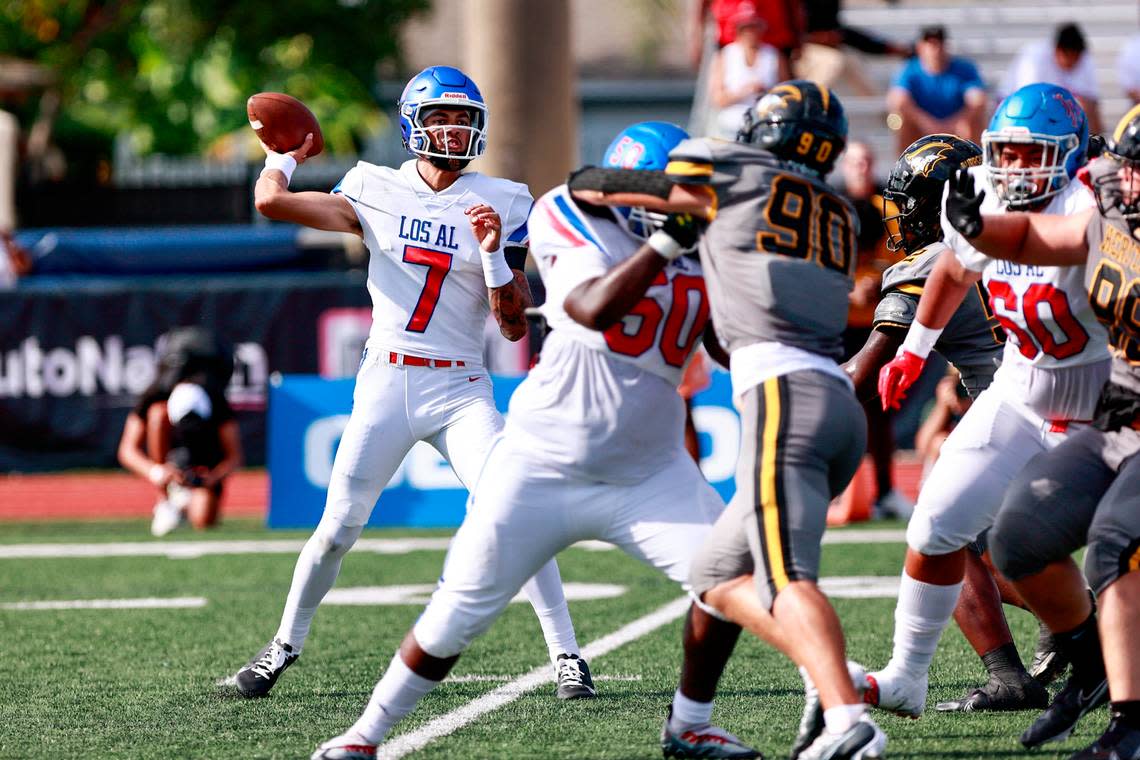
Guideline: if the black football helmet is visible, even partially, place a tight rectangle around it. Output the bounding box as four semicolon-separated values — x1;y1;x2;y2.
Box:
882;134;983;253
738;80;847;176
1093;105;1140;231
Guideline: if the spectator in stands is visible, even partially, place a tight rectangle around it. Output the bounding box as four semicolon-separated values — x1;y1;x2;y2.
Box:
118;327;242;537
838;140;912;518
0;231;30;288
708;5;782;137
689;0;799;75
1117;28;1140;104
794;0;912;96
887;25;987;153
1002;22;1103;135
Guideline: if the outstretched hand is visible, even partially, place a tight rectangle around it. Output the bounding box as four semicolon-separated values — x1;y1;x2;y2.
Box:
945;167;985;239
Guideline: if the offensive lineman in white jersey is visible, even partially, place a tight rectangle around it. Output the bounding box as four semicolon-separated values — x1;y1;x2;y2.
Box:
310;122;760;760
232;65;590;702
867;84;1112;744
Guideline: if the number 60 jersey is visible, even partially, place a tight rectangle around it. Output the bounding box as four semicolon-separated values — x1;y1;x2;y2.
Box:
506;184;710;485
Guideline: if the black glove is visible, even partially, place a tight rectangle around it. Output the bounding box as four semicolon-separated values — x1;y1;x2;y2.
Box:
946;167;986;239
659;212;708;250
1088;133;1106;159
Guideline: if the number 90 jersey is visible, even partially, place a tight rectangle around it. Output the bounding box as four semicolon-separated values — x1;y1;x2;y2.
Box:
664;137;858;361
529;185;709;388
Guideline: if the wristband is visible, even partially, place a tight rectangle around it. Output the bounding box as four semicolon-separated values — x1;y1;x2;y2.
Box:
262;152;297;185
481;248;514;288
900;319;943;360
148;463;166;486
648;230;683;261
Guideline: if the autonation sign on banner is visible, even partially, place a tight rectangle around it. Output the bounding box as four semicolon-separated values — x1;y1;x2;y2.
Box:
267;372;742;529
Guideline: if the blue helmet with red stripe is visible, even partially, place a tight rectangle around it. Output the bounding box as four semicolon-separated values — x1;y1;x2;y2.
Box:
983;83;1088;208
602;121;689;239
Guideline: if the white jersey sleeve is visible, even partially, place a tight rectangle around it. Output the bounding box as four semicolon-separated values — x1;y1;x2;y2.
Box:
529;186;616;326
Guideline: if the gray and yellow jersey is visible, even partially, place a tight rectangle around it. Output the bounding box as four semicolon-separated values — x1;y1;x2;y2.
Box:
665;137;857;361
1085;211;1140;395
873;240;1005;397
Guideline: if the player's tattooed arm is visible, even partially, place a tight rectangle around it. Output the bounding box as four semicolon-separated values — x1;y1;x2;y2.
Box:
490;268;533;342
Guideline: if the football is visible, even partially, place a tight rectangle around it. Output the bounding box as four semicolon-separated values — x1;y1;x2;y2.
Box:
247;92;324;156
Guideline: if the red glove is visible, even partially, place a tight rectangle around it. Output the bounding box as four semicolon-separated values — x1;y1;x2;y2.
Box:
878;350;926;411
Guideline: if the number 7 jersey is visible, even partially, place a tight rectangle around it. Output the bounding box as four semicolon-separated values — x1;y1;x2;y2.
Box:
333;159;533;365
665;137;858;361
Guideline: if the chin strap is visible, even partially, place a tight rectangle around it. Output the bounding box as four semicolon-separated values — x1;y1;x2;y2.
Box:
426;155;471;171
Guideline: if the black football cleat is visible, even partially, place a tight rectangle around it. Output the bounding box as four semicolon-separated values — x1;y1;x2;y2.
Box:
1031;622;1071;686
935;672;1049;712
235;638;299;698
1068;714;1140;759
1021;676;1109;748
554;653;596;700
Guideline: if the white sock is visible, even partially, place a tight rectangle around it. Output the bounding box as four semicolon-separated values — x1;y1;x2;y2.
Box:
669;688;714;731
521;559;580;665
884;571;963;680
823;703;867;734
275;523;364;650
351;653;441;744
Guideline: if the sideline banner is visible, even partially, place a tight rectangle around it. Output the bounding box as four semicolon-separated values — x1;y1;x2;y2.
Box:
266;372;741;529
0;272;370;472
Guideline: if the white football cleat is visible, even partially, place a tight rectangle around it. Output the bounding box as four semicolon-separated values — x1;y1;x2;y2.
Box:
150;498;183;537
311;732;377;760
792;661;871;759
865;668;926;718
872;489;914;520
797;714;886;760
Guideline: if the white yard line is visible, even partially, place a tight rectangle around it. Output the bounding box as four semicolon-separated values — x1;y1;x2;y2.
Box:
376;596;692;759
0;529;906;560
1;596;207;610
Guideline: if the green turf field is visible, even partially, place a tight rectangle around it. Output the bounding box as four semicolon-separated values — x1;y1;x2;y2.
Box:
0;519;1104;759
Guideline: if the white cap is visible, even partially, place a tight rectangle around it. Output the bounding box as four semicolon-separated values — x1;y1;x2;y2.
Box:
167;382;212;425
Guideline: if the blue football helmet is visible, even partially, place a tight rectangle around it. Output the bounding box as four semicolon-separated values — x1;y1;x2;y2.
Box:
398;66;488;167
983;83;1088;209
601;121;690;240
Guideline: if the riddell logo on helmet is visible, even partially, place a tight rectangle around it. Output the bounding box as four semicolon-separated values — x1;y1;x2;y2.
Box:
440;92;470;100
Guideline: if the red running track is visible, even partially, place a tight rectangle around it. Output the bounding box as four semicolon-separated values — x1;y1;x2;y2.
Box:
0;458;924;523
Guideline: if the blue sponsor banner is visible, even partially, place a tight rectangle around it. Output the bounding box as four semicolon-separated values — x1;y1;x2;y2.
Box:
267;371;741;529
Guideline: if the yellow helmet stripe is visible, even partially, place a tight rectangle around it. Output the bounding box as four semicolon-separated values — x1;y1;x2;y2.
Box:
1114;103;1140;143
817;83;830;112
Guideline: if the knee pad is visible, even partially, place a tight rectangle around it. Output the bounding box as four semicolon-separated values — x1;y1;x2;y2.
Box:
413;599;497;660
1085;531;1140;596
310;515;364;561
905;509;954;556
324;472;379;527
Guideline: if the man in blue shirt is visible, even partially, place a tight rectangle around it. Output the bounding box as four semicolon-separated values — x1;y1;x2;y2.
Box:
888;26;988;152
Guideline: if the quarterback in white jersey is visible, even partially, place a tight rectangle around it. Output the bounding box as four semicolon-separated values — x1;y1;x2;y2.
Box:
311;123;761;760
868;85;1112;720
232;66;586;702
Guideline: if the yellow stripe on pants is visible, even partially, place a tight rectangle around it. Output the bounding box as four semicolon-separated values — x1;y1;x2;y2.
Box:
761;377;789;591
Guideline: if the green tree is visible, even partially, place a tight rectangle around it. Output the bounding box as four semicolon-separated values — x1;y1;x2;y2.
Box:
0;0;429;159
